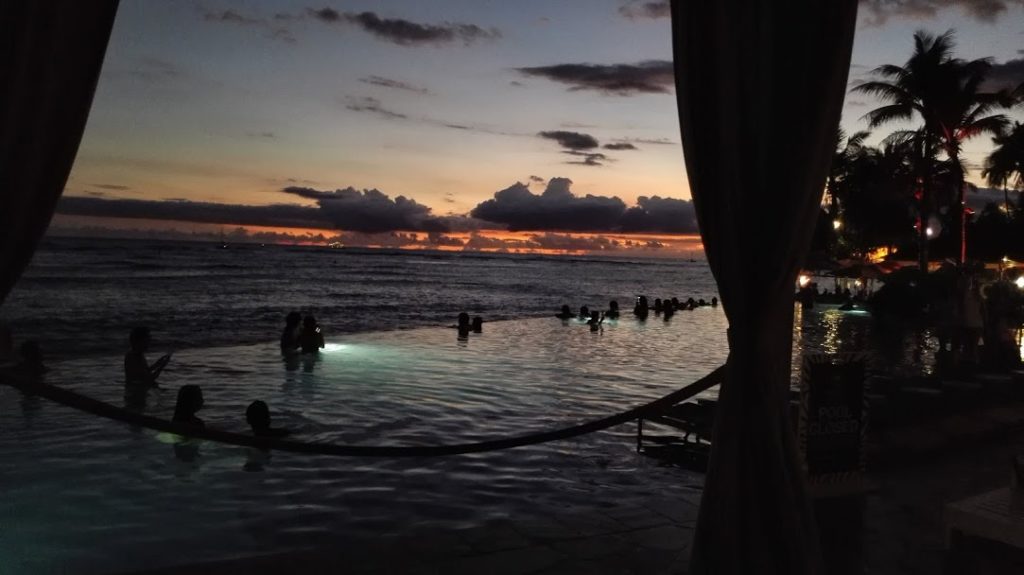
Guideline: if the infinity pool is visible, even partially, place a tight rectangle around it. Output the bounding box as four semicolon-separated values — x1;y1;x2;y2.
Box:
0;311;731;574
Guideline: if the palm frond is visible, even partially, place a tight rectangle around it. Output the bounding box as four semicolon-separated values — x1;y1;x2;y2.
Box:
862;104;916;128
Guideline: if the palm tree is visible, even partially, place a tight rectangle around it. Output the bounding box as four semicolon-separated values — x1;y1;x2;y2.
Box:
826;128;870;223
983;122;1024;215
853;30;1010;267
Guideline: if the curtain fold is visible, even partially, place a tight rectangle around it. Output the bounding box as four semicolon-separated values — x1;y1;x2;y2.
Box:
0;1;120;304
670;1;858;573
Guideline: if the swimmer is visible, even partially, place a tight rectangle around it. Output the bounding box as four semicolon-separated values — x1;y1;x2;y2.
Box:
454;312;471;337
555;305;574;320
633;296;649;319
299;315;325;353
579;305;590;320
280;311;302;354
472;316;483;333
606;300;620;319
246;400;290;438
124;327;171;388
587;310;604;332
172;385;204;427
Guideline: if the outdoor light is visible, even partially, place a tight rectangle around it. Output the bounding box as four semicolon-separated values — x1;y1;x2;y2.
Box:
832;219;842;230
925;226;934;238
798;274;811;287
322;343;347;353
1016;276;1024;290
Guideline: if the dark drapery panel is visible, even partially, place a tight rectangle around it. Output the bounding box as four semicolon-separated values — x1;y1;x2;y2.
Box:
0;1;120;304
670;1;858;574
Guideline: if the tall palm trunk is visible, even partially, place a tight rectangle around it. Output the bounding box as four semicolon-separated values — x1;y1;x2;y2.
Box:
951;153;966;265
917;142;932;273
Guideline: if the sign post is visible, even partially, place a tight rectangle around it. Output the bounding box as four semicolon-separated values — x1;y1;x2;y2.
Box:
799;352;868;494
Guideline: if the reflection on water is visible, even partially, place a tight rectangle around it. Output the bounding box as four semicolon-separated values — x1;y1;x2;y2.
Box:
794;303;940;380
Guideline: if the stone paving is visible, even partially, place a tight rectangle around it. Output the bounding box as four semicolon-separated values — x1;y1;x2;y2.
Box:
134;489;702;575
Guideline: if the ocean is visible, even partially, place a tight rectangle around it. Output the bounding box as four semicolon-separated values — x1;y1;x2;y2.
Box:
1;237;720;357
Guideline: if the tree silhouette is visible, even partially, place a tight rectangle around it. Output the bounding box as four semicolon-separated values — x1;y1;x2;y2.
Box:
853;29;1011;267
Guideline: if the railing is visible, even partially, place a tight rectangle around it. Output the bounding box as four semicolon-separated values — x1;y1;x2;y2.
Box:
0;365;724;457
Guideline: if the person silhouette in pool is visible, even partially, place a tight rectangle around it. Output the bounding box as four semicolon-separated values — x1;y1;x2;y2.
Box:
171;384;204;462
125;327;171;387
173;385;204;427
606;300;620;319
124;327;171;409
455;312;471;340
471;316;483;333
280;311;302;354
556;305;574;320
299;315;325;354
246;400;290;438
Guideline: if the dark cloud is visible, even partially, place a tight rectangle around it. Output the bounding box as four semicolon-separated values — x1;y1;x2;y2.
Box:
359;75;430;94
516;60;673;96
203;8;263;25
859;0;1024;25
282;186;449;233
538;130;599;151
986;58;1024;91
56;196;327;229
93;184;131;191
308;7;341;22
471;178;624;232
344;96;408;119
317;10;500;46
426;232;465;247
627;137;675;145
564;151;609;167
527;232;621;252
604;142;638;150
529;175;546;183
619;196;699;234
618;1;670;19
471;179;699;234
509;80;525;87
199;6;296;42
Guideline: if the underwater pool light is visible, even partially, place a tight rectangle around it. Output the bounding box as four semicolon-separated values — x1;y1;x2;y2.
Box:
322;343;348;353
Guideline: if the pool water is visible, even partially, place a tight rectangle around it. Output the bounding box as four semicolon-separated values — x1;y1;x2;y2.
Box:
0;311;730;575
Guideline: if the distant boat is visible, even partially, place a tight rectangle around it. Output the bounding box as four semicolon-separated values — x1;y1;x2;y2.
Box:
219;229;228;249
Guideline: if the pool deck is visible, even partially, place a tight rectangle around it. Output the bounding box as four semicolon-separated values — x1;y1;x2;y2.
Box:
131;494;700;575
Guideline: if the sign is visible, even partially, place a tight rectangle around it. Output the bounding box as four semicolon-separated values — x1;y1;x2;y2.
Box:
799;353;868;488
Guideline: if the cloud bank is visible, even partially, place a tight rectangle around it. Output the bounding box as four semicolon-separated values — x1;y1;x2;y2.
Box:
308;8;500;46
470;178;698;233
515;61;674;96
859;0;1024;25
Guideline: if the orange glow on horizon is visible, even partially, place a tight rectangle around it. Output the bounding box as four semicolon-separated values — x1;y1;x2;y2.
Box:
50;214;705;258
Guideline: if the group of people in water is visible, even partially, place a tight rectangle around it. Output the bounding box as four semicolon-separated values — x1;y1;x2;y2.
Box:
454;312;484;338
124;325;290;440
557;295;719;331
279;312;325;354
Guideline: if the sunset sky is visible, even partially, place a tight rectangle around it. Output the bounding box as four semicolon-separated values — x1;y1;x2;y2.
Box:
55;0;1024;255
